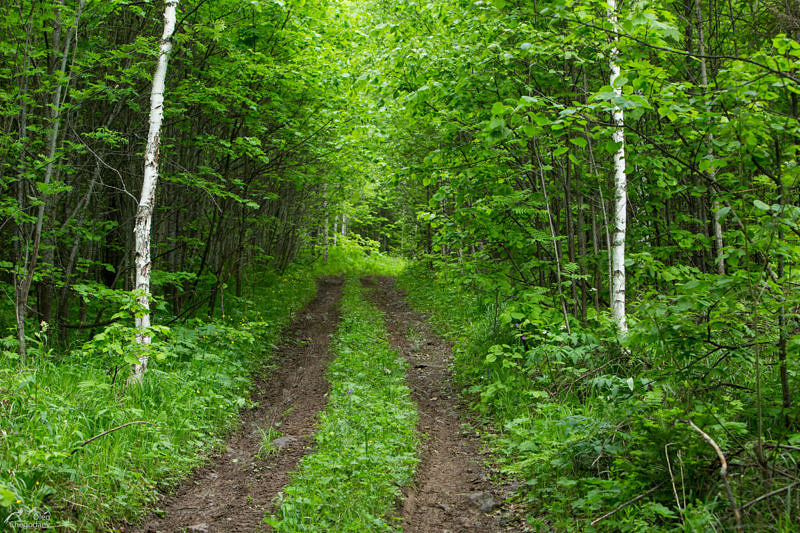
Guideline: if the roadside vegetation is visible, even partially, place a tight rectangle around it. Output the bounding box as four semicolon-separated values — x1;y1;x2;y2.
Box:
401;263;799;532
0;267;317;530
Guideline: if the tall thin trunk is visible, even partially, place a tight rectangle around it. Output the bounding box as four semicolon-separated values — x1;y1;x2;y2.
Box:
323;182;329;263
608;0;628;334
535;142;572;333
131;0;179;383
15;0;85;360
694;0;725;275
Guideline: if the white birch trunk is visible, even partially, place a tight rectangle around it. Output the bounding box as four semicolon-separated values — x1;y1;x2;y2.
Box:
131;0;179;383
608;0;628;334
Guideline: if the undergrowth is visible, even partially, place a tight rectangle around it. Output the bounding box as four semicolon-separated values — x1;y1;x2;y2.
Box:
399;263;800;532
0;266;318;531
267;276;418;532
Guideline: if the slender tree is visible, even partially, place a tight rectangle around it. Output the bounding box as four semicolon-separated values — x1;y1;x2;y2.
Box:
13;0;85;361
607;0;628;334
131;0;179;383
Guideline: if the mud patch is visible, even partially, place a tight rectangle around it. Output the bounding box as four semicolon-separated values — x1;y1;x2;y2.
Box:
132;276;343;533
362;275;527;533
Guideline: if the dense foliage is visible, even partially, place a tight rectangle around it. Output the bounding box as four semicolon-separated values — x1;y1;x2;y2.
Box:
379;0;800;529
0;0;360;356
1;0;799;530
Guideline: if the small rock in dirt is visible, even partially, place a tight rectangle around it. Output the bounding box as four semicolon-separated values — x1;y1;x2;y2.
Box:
504;480;524;493
465;491;501;513
458;517;482;528
271;436;297;450
187;524;209;533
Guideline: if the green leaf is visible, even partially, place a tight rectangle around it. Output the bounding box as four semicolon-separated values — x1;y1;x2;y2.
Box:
522;124;539;138
754;200;770;211
569;137;587;148
0;485;17;506
715;206;731;221
532;113;550;126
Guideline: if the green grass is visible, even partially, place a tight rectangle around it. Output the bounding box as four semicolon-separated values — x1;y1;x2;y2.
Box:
0;266;318;531
315;237;407;278
267;276;418;532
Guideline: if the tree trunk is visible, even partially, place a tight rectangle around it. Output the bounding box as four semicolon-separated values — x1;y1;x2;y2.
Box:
694;0;725;275
14;0;85;361
608;0;628;335
323;182;329;262
130;0;179;383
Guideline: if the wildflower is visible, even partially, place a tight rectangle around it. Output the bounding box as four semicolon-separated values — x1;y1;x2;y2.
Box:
521;335;527;340
196;389;200;394
347;388;353;395
16;499;21;503
515;322;519;328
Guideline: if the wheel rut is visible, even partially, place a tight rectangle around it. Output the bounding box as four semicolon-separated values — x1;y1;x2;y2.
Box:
132;276;343;533
361;276;527;533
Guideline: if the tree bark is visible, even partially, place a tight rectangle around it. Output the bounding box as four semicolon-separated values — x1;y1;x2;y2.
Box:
131;0;179;383
608;0;628;335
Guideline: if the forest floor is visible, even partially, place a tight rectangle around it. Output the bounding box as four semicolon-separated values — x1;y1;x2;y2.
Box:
131;275;525;532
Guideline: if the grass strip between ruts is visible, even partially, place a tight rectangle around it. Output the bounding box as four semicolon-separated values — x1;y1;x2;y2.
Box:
267;276;418;532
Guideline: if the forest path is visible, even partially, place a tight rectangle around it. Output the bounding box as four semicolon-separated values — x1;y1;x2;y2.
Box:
133;276;344;533
361;276;526;533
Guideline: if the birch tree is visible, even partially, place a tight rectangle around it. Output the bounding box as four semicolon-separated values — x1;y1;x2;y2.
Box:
607;0;628;334
131;0;179;383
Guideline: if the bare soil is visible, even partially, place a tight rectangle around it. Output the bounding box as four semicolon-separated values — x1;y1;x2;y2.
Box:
361;276;527;533
131;276;344;533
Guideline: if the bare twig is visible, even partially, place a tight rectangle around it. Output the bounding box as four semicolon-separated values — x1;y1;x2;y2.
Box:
70;421;154;454
557;355;626;395
741;480;800;511
665;443;684;525
590;481;666;526
765;444;800;452
679;419;743;532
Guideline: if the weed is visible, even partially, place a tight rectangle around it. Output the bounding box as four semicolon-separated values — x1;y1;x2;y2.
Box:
256;426;282;459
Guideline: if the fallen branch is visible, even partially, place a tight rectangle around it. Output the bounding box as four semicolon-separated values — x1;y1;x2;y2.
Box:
71;421;154;454
664;443;684;525
590;481;666;526
765;443;800;453
679;419;743;532
741;480;800;511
